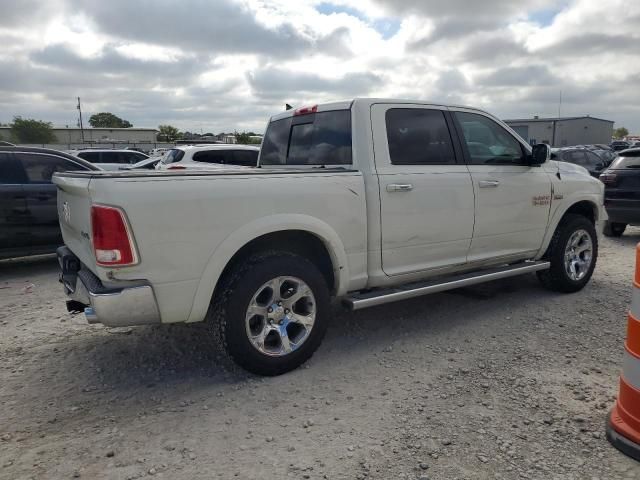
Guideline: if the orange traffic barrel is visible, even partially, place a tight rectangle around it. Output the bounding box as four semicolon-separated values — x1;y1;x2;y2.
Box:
607;243;640;461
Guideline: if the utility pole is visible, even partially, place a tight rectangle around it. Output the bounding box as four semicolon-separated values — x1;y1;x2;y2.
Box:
77;97;85;144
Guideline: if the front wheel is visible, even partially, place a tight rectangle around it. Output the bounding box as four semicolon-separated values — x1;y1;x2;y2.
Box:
537;214;598;293
603;221;626;237
208;252;330;376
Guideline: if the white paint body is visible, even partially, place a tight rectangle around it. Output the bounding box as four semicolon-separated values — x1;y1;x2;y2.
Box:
53;98;606;325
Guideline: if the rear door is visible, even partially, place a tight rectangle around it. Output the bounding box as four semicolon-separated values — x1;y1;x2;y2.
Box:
371;104;474;276
16;152;85;247
451;110;552;262
0;152;29;251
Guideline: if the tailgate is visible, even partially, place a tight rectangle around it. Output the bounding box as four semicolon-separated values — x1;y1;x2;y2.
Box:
52;173;97;271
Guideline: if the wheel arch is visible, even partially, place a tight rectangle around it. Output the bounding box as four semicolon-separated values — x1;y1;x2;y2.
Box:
536;197;601;259
186;214;349;323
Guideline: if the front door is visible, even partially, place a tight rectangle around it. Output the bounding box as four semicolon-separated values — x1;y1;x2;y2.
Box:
451;110;552;262
371;104;475;276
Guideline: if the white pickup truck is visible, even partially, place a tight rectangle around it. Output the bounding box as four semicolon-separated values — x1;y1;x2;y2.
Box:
54;98;605;375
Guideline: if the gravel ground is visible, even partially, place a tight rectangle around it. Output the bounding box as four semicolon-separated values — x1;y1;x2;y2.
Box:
2;232;640;480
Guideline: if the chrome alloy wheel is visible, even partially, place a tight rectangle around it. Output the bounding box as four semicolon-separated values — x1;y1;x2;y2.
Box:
245;276;316;356
564;229;593;281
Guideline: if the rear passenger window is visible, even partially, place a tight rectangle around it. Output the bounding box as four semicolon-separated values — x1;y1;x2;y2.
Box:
232;150;258;167
192;150;232;164
261;110;352;165
385;109;456;165
15;153;83;183
77;151;100;163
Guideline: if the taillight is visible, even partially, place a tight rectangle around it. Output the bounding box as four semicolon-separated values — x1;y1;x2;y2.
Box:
167;164;186;170
91;205;138;266
599;172;617;186
294;105;317;116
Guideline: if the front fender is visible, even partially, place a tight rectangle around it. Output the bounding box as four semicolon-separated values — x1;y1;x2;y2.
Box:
535;192;605;259
186;214;350;323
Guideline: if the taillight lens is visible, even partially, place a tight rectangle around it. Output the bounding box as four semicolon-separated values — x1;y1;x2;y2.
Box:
599;172;617;186
167;164;186;170
91;205;138;266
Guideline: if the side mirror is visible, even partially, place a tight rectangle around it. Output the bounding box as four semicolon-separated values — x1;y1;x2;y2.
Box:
530;143;550;165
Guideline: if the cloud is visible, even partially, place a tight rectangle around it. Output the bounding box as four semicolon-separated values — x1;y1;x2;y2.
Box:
0;0;638;133
247;67;383;99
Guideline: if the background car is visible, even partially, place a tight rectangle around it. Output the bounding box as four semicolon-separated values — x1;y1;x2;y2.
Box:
156;144;259;170
0;146;98;259
599;148;640;237
550;147;608;177
149;147;169;158
69;148;149;170
610;140;631;152
119;156;163;170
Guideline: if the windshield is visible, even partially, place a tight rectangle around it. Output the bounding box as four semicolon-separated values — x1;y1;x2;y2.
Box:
161;149;185;164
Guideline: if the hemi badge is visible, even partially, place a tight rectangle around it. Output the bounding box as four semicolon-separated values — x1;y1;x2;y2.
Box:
553;194;564;200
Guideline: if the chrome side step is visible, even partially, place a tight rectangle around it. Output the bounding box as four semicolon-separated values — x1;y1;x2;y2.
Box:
343;261;550;311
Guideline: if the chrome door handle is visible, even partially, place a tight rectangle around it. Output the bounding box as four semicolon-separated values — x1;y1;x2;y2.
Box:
478;180;500;188
386;183;413;192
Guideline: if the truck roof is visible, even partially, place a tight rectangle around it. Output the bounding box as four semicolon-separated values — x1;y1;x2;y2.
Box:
269;98;491;122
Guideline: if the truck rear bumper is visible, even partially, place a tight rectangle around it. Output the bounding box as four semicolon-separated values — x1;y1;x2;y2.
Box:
57;246;161;327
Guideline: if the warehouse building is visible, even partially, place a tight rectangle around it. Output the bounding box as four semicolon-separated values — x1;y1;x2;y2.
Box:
0;126;158;145
503;116;614;147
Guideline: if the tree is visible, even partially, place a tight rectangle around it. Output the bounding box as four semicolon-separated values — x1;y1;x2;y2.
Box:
234;131;261;144
10;116;57;143
613;127;629;139
157;125;182;142
88;112;133;128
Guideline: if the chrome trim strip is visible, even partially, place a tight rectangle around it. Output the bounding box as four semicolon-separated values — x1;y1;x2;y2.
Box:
344;261;551;310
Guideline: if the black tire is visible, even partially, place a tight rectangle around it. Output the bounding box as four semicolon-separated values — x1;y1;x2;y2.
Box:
537;214;598;293
603;221;626;237
208;251;330;376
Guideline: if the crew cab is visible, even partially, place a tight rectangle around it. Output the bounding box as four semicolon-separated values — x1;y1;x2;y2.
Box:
54;98;605;375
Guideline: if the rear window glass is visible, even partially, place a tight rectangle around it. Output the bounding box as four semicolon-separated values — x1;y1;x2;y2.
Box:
260;110;352;165
610;151;640;169
161;149;186;164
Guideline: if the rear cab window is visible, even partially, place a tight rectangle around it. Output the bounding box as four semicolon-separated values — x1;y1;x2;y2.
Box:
260;110;352;166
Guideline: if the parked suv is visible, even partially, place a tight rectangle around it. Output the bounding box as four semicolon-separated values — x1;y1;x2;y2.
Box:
599;148;640;236
0;146;98;259
156;144;259;170
550;147;608;177
70;149;149;170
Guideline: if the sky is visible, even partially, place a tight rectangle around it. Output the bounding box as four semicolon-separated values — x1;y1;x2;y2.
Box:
0;0;638;134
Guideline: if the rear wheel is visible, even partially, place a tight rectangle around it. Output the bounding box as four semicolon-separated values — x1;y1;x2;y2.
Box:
537;214;597;293
208;252;330;376
603;221;626;237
